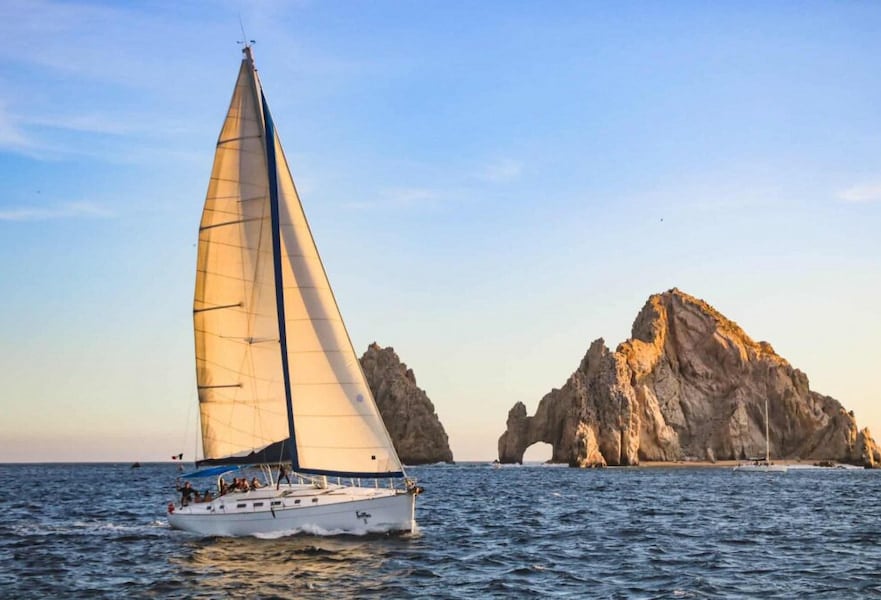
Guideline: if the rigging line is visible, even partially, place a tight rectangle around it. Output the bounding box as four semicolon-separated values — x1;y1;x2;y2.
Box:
200;217;262;231
217;134;262;145
181;386;197;465
204;193;265;202
208;176;266;188
193;406;200;465
238;15;255;50
193;302;243;314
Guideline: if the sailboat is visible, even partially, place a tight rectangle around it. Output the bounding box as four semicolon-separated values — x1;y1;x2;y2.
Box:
733;398;787;473
166;45;419;536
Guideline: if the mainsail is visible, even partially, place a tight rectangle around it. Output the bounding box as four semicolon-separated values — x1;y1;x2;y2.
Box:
193;47;403;477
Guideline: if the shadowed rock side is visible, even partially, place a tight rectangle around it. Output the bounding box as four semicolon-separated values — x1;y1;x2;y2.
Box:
361;343;454;465
498;289;880;468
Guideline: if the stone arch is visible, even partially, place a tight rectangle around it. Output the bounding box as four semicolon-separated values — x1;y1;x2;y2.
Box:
522;442;554;464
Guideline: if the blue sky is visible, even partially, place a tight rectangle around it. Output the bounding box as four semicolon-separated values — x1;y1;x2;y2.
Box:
1;0;879;462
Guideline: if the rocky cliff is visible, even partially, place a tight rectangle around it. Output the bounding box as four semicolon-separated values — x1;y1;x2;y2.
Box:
498;289;879;467
361;343;454;465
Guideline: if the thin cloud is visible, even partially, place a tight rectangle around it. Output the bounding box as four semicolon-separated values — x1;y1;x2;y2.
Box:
27;113;137;136
838;184;881;204
0;102;37;153
0;102;206;163
0;0;181;88
384;187;440;207
480;159;522;184
0;201;113;222
685;196;769;212
0;98;127;158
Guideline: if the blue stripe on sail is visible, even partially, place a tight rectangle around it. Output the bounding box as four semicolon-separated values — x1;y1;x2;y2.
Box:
195;438;291;468
261;90;300;472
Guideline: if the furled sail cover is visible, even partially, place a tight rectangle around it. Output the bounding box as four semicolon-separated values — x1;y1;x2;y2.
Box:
194;52;403;477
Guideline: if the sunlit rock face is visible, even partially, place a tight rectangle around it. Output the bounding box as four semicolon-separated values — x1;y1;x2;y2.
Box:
361;343;454;465
498;289;880;467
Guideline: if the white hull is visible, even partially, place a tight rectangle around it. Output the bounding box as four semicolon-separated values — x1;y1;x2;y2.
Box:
168;483;416;537
733;463;788;473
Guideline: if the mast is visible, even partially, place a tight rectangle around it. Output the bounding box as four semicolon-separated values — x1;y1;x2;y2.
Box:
247;43;300;470
764;397;770;463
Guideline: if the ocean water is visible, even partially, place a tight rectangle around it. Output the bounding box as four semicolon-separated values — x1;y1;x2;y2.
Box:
1;462;880;599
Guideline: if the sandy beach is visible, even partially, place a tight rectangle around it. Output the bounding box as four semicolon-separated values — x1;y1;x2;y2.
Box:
636;459;864;469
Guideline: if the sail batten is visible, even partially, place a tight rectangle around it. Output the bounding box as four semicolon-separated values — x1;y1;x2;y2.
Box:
200;217;263;231
218;134;263;145
193;49;403;475
193;302;243;313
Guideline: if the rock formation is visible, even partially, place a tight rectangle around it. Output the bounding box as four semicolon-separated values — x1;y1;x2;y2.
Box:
361;343;454;465
498;289;879;467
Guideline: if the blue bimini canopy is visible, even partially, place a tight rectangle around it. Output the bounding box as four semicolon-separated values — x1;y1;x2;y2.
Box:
180;465;242;479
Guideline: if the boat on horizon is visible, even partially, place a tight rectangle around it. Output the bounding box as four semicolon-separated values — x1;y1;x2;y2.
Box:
733;398;787;473
787;462;864;471
166;45;419;537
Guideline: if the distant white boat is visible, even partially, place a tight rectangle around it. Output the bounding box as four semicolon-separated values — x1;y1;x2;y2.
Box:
733;398;787;473
787;463;864;471
733;461;787;473
166;45;419;536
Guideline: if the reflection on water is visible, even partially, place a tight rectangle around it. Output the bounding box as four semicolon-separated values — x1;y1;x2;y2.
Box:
171;534;418;597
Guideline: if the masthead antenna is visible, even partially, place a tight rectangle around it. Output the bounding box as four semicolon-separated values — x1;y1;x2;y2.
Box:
237;16;256;59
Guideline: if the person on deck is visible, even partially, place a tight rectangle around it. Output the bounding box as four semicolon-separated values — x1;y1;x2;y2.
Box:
178;481;196;506
277;465;291;489
250;477;263;490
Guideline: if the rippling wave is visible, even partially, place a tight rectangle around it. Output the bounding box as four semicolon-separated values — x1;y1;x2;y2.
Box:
2;463;880;598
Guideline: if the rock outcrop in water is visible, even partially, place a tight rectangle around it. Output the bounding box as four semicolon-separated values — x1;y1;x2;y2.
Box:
361;343;454;465
498;289;879;468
